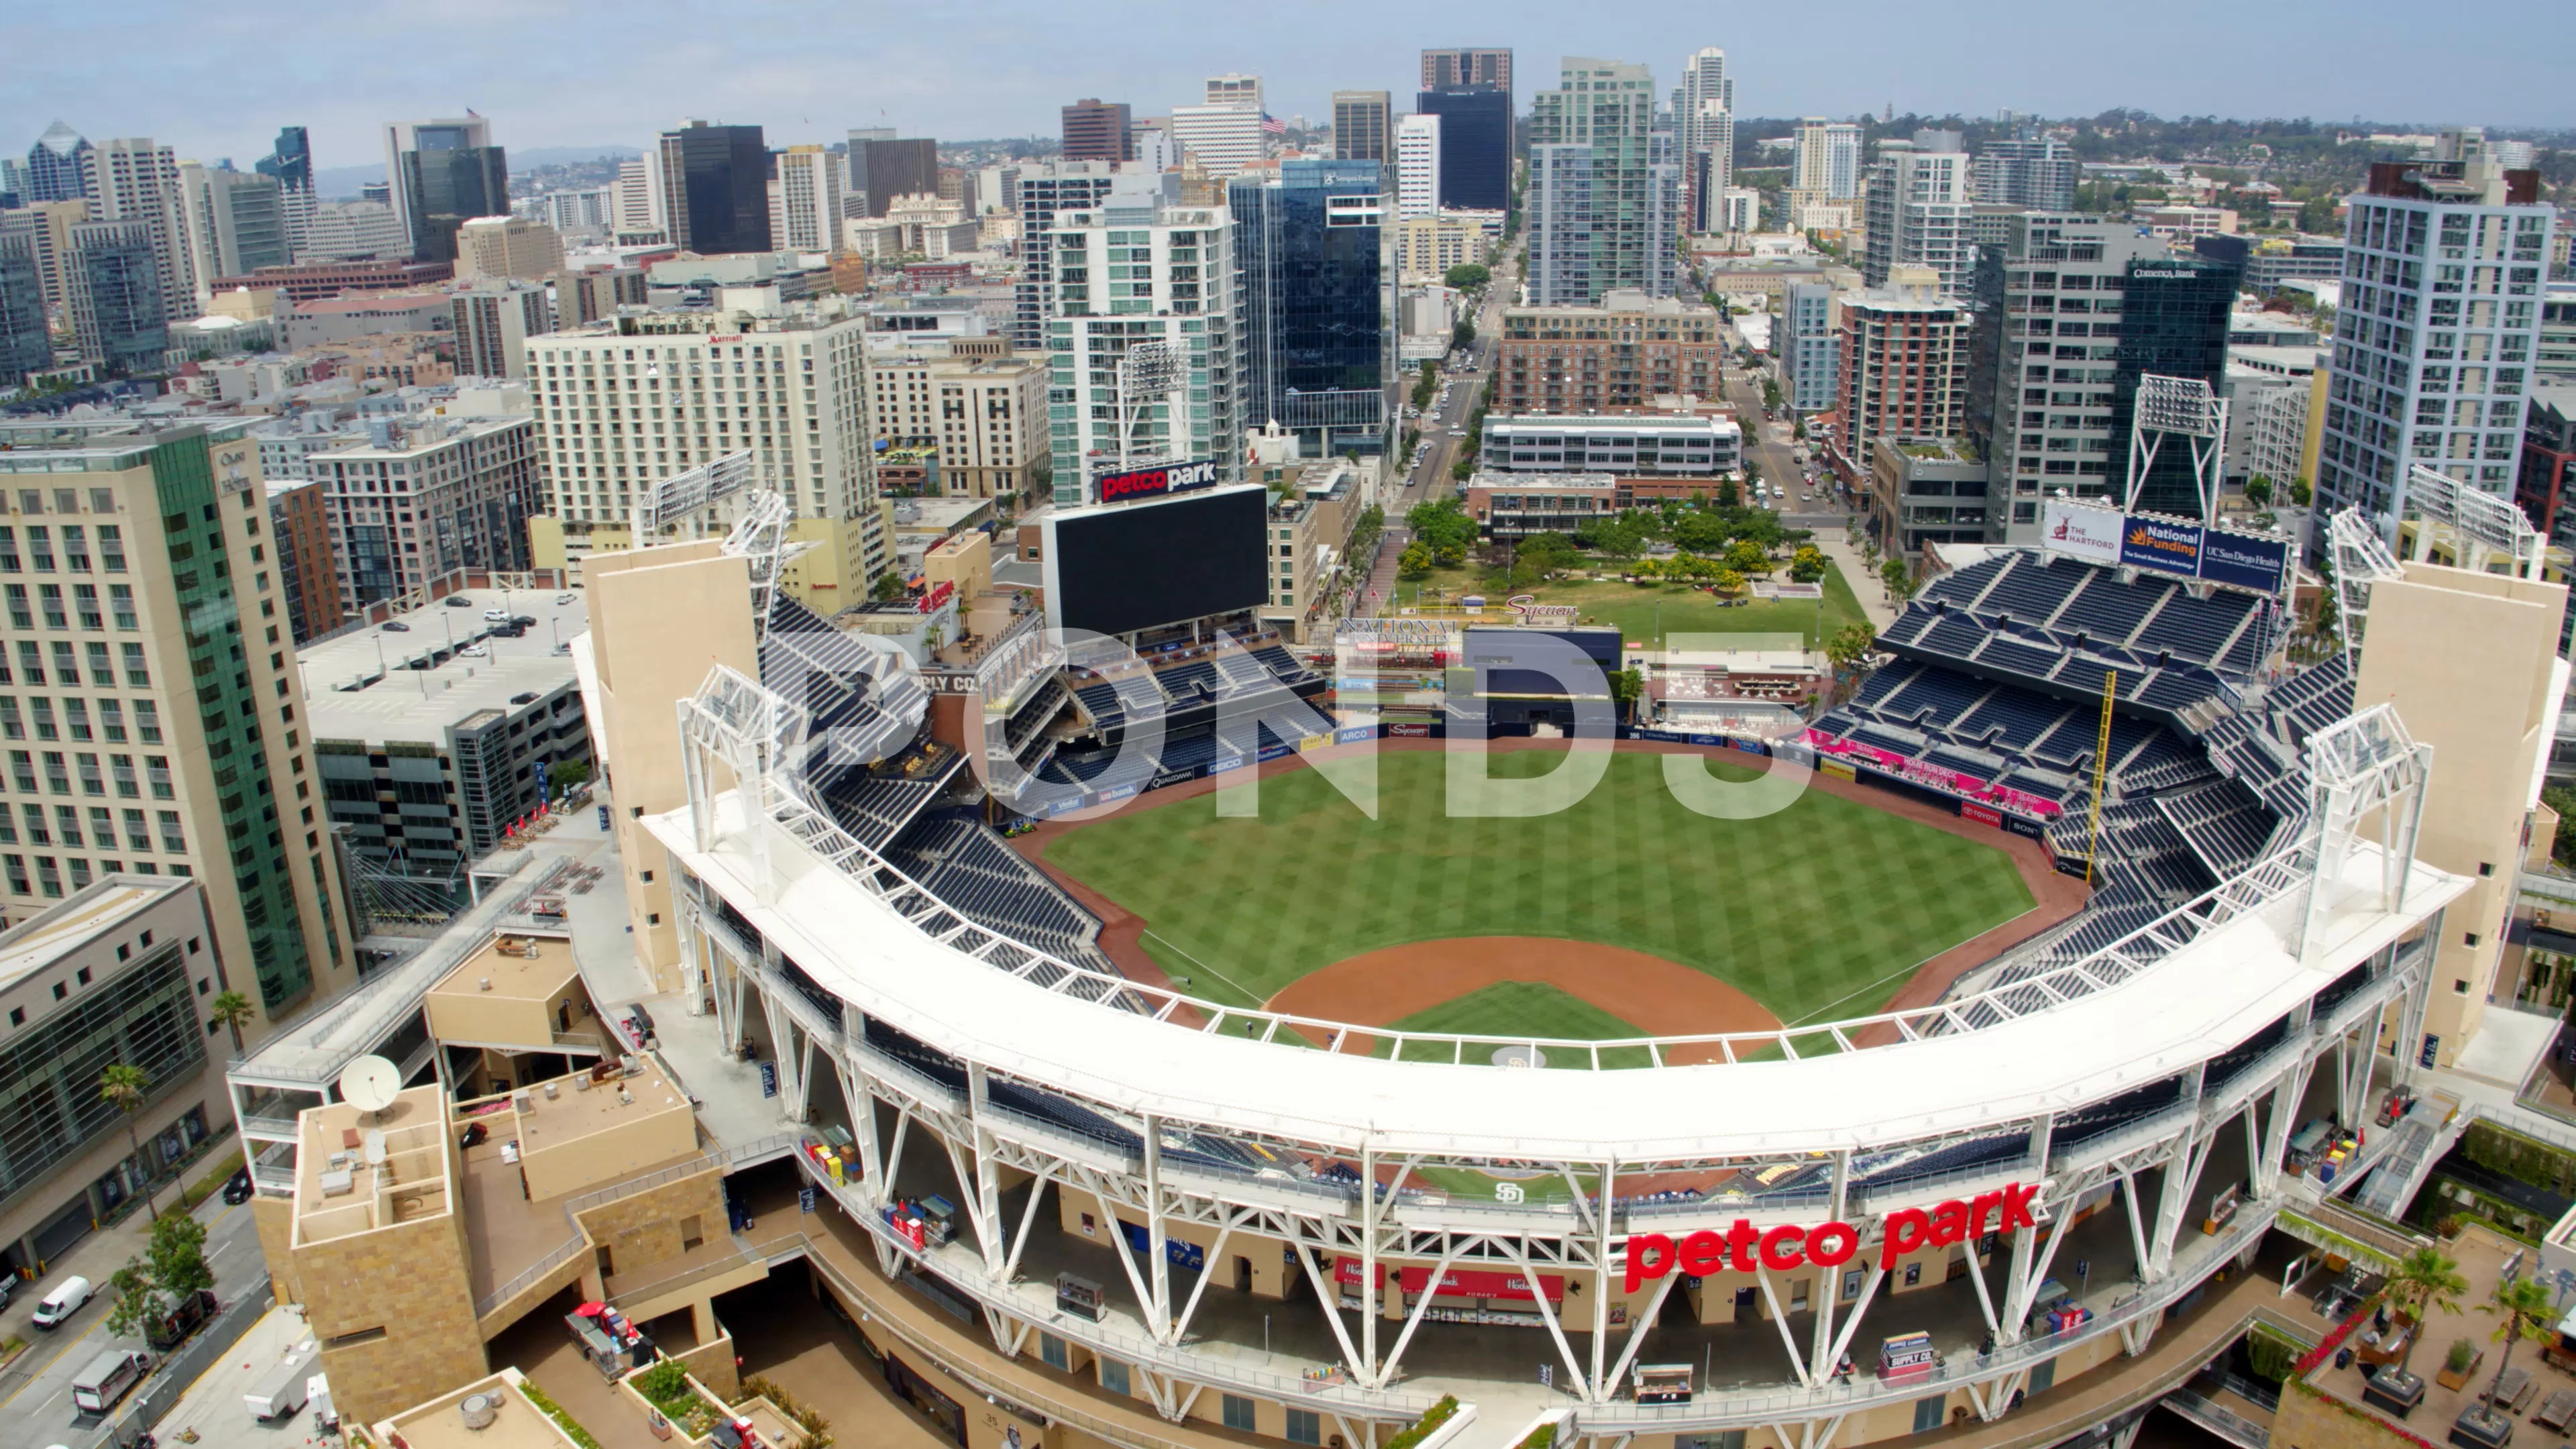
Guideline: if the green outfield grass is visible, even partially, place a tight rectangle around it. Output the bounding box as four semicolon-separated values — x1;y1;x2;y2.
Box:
1047;749;2033;1025
1375;981;1655;1069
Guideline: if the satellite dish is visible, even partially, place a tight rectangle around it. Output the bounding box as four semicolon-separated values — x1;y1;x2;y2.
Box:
363;1128;386;1165
339;1055;400;1114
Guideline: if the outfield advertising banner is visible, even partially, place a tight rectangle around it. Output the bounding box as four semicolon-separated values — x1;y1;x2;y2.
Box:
1805;730;2066;818
2041;501;2124;566
2198;530;2292;594
2120;515;2204;579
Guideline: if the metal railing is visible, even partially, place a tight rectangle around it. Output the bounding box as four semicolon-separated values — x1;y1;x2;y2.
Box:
476;1136;791;1321
2162;1387;2273;1448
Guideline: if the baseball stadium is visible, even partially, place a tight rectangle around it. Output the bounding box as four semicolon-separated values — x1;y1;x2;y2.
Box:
594;477;2555;1449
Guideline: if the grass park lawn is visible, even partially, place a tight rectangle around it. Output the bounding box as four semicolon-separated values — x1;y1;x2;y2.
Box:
1044;749;2033;1025
1395;561;1868;648
1375;981;1656;1069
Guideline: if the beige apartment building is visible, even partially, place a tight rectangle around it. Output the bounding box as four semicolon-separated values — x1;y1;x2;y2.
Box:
455;215;567;283
0;419;356;1036
1391;212;1486;285
864;337;1048;504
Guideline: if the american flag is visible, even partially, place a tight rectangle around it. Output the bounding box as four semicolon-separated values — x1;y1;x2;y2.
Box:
1261;115;1287;136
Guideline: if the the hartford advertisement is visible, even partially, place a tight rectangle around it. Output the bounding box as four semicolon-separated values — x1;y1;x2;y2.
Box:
2040;500;2288;595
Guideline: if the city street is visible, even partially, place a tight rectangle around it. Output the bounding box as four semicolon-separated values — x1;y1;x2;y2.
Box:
0;1185;269;1449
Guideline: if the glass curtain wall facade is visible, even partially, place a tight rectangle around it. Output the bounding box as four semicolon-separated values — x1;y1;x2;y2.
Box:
0;941;202;1212
1229;160;1395;458
2110;253;2242;518
1414;91;1511;213
396;127;507;265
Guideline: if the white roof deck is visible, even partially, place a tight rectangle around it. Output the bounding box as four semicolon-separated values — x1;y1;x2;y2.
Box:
647;794;2469;1163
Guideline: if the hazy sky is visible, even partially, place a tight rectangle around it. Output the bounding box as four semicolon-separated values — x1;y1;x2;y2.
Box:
7;0;2564;174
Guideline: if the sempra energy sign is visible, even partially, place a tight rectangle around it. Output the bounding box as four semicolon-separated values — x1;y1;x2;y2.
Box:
1622;1181;2041;1291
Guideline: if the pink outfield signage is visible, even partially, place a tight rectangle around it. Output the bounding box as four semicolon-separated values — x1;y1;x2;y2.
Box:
1804;730;2065;820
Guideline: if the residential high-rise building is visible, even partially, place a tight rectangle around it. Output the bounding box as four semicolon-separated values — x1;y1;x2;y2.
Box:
1861;138;1973;296
1721;186;1758;233
1007;160;1140;350
1495;290;1724;413
1413;89;1512;213
383;117;508;265
614;156;663;235
1527;58;1678;305
1680;48;1735;233
657;120;771;255
23;121;91;205
525;311;888;578
1043;197;1243;503
448;283;550;378
452;214;563;282
1966;213;2239;536
1230;158;1395;459
0;229;48;382
1061;99;1133;163
255;126;311;195
1780;282;1839;413
309;411;539;610
66;219;168;373
1973;132;2078;212
1791;119;1862;201
845;133;938;218
1169;105;1268;179
1419;48;1512;92
83;140;197;323
1;201;93;315
0;418;358;1026
266;479;345;644
1205;74;1264;111
1836;267;1973;471
862;341;1051;501
178;165;290;297
2316;131;2555;525
1333;92;1392;162
767;145;843;253
1395;115;1443;220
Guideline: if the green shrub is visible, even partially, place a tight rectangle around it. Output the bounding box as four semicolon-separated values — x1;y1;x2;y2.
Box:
2447;1338;2477;1374
517;1381;602;1449
1385;1396;1459;1449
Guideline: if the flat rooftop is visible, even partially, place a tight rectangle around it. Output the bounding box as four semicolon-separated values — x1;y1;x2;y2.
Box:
513;1056;688;1156
431;932;580;1005
300;587;587;745
293;1083;452;1244
374;1370;586;1449
0;875;189;994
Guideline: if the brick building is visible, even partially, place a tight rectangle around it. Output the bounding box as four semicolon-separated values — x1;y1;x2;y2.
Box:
1833;266;1972;482
1497;289;1724;414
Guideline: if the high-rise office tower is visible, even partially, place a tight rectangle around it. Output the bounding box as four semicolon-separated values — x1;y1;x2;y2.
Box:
1419;48;1512;93
1;203;91;315
0;419;358;1026
1205;74;1264;111
449;284;551;378
453;215;565;282
1527;58;1678;305
767;145;843;252
1413;90;1513;213
1061;99;1134;163
1043;195;1243;503
256;127;311;195
656;121;770;254
845;133;937;217
0;229;48;382
178;165;290;297
24;121;91;205
1230;158;1395;459
1680;48;1735;233
83;140;197;323
2316;130;2555;525
1860;138;1972;296
1169;105;1269;179
0;158;23;208
66;219;168;372
1966;213;2239;536
383;118;507;265
614;157;661;234
1792;119;1862;201
1395;115;1443;219
1332;92;1392;162
1780;282;1839;413
1973;132;2078;212
2109;250;2241;517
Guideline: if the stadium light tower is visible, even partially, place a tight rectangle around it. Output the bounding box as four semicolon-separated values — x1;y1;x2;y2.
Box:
2125;374;2228;521
1114;339;1183;476
629;449;802;641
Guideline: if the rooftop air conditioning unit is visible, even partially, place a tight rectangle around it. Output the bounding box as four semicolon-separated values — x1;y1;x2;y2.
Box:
319;1167;355;1197
572;1073;593;1091
460;1392;499;1430
543;1081;559;1099
478;978;492;991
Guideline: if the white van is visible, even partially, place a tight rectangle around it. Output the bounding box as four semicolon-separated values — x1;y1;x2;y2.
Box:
70;1348;148;1415
245;1350;315;1420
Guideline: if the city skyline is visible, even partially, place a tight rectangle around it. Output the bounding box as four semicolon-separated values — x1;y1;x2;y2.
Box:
8;0;2570;175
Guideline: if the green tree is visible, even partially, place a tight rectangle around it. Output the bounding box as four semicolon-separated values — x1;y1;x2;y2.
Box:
1715;479;1742;508
1881;557;1916;600
548;759;592;792
2486;1275;2555;1408
2380;1244;2469;1379
1397;542;1433;577
1788;546;1827;584
1724;539;1768;574
101;1064;157;1222
1713;568;1746;594
207;989;255;1057
1411;361;1438;411
1825;623;1879;671
2289;476;2313;506
870;572;908;602
1672;513;1729;553
1450;454;1477;481
2243;474;2274;507
1443;263;1491;290
1762;378;1784;412
2542;787;2576;867
1452;317;1477;350
1517;532;1580;577
1609;669;1643;722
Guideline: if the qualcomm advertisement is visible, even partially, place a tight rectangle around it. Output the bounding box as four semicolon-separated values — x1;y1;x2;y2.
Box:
2041;501;2288;596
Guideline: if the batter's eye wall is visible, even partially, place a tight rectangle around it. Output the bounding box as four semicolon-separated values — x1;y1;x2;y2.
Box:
1047;486;1270;637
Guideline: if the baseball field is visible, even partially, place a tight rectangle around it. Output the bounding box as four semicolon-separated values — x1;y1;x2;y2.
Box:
1035;745;2043;1044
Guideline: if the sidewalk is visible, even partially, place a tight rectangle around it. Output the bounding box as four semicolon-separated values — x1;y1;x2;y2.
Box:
1816;533;1900;633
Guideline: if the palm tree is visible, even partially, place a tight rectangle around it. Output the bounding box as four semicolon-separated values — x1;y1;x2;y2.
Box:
207;990;254;1057
99;1064;156;1222
2486;1275;2557;1411
2383;1245;2468;1379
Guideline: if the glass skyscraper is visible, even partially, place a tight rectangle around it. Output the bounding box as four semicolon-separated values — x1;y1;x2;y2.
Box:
2110;252;2241;517
1413;89;1511;213
1228;158;1395;459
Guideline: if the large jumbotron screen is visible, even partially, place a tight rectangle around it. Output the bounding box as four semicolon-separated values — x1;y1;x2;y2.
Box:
1042;484;1269;637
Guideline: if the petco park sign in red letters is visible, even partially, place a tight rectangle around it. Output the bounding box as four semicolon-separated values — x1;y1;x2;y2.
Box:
1097;459;1220;502
1623;1182;2040;1292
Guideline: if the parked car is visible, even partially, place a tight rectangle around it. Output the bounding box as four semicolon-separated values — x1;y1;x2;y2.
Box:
554;593;576;604
443;596;473;608
382;621;409;633
511;614;536;627
482;608;510;621
221;1168;254;1204
458;645;488;658
33;1275;93;1329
